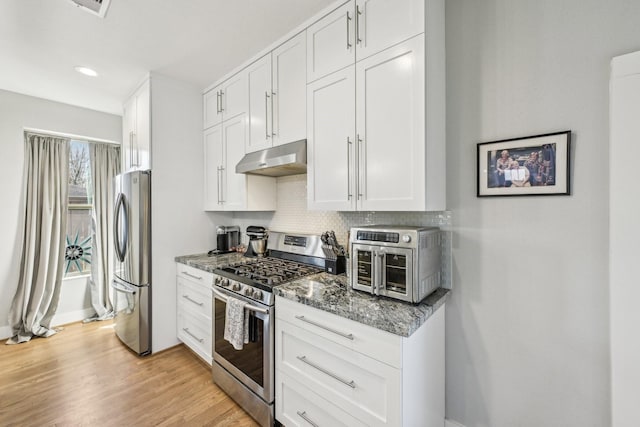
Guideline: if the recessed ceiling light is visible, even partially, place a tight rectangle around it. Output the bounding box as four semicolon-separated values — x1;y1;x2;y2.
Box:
74;66;98;77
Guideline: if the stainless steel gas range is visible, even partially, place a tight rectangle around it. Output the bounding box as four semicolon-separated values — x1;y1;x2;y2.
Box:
211;231;325;427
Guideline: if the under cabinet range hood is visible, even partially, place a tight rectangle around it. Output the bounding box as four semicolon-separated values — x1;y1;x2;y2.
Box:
235;140;307;177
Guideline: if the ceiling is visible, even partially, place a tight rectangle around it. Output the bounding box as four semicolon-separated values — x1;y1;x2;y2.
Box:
0;0;336;115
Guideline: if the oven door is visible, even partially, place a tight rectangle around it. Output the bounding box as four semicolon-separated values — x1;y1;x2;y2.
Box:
377;246;414;303
212;287;274;403
351;244;414;302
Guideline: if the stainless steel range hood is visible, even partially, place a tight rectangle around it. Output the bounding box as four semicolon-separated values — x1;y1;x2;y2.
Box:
235;139;307;177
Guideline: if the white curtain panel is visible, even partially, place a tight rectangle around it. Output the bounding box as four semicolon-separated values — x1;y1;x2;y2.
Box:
87;143;121;320
7;133;69;344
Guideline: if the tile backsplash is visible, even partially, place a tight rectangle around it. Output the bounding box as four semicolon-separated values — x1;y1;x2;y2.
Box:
220;174;452;288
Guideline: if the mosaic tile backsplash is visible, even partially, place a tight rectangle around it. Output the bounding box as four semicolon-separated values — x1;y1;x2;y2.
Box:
227;174;452;288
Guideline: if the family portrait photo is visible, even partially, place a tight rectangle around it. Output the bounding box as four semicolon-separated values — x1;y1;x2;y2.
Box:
477;131;571;197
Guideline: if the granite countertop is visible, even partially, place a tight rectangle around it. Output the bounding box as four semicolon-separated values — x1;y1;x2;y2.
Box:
174;252;248;273
273;273;449;337
175;253;449;337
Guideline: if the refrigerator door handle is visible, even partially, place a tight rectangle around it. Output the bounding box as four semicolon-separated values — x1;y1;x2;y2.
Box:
114;192;128;262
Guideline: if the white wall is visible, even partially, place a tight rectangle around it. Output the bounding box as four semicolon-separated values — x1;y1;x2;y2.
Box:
150;73;216;352
445;1;640;426
0;89;121;339
609;51;640;427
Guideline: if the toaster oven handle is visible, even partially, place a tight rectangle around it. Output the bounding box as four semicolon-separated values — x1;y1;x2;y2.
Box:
375;251;385;296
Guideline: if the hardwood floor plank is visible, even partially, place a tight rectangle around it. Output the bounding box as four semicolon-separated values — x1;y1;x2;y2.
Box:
0;320;259;426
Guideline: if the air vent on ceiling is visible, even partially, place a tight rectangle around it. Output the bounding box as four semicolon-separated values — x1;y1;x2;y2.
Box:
68;0;112;18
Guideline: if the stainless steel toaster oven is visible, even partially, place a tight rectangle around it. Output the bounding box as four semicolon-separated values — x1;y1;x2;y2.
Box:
349;225;441;304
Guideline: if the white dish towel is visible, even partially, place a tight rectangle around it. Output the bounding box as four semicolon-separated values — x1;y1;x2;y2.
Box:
224;296;249;350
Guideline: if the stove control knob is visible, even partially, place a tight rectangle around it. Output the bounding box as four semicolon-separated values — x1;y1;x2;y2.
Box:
214;277;222;286
252;289;263;300
402;235;412;243
221;278;230;287
243;287;253;296
231;283;241;291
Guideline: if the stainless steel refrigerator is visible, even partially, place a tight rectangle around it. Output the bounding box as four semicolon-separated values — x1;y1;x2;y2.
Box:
112;170;151;355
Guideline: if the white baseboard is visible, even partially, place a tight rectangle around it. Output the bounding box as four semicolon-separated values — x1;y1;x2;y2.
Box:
52;307;96;327
446;419;466;427
0;325;11;340
0;307;95;341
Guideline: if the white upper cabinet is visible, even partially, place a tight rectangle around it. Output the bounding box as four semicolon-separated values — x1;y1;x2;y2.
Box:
203;71;248;129
122;78;151;172
356;35;425;211
247;54;273;153
307;0;425;82
307;67;356;211
307;0;446;212
307;1;355;83
272;32;307;147
354;0;424;61
204;114;276;212
246;31;307;153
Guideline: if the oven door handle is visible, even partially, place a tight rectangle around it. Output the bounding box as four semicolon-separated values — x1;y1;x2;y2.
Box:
212;288;269;314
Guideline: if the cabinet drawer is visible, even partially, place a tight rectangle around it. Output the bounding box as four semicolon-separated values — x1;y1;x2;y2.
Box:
177;310;212;364
177;277;212;321
276;296;401;367
277;319;401;426
176;263;213;286
276;370;366;427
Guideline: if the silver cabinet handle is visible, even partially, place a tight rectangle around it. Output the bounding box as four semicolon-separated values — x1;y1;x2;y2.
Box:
294;315;354;340
182;270;203;280
219;90;225;112
216;167;221;204
357;134;364;200
297;355;356;389
297;411;319;427
356;4;363;44
182;294;204;306
129;131;134;168
219;166;225;203
182;327;204;343
346;11;352;50
347;137;353;200
265;91;271;139
271;91;276;137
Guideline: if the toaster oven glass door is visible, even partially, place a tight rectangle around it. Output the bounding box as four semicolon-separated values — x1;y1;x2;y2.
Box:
351;245;414;301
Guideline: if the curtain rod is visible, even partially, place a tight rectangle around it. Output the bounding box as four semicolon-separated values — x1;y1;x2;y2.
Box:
23;127;120;146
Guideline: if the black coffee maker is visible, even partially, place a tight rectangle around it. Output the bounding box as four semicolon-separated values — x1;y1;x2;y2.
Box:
245;226;268;257
210;225;240;255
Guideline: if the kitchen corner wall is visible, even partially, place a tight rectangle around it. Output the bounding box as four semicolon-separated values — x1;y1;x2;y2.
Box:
0;89;121;339
445;1;640;426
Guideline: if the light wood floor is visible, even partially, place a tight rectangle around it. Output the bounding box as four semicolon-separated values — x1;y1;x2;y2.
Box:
0;320;258;427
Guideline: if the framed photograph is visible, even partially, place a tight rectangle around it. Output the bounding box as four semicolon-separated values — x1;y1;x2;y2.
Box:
477;130;571;197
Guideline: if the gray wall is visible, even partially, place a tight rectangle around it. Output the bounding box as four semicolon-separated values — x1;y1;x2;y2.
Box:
445;1;640;426
0;89;121;338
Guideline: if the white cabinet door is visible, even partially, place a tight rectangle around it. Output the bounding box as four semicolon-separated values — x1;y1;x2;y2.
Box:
307;1;355;83
246;55;273;153
122;79;151;171
307;67;356;211
272;31;307;147
354;0;424;61
122;95;136;172
221;71;248;121
356;35;425;211
203;85;223;129
203;124;224;211
134;80;151;170
222;114;248;211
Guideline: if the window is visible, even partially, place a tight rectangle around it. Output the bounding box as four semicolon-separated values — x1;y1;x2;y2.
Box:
65;140;92;276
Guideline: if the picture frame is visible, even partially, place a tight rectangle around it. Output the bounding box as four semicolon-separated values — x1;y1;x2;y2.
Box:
477;130;571;197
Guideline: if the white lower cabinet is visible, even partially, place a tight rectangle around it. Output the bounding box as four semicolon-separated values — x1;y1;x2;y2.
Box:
176;263;213;364
275;296;445;427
